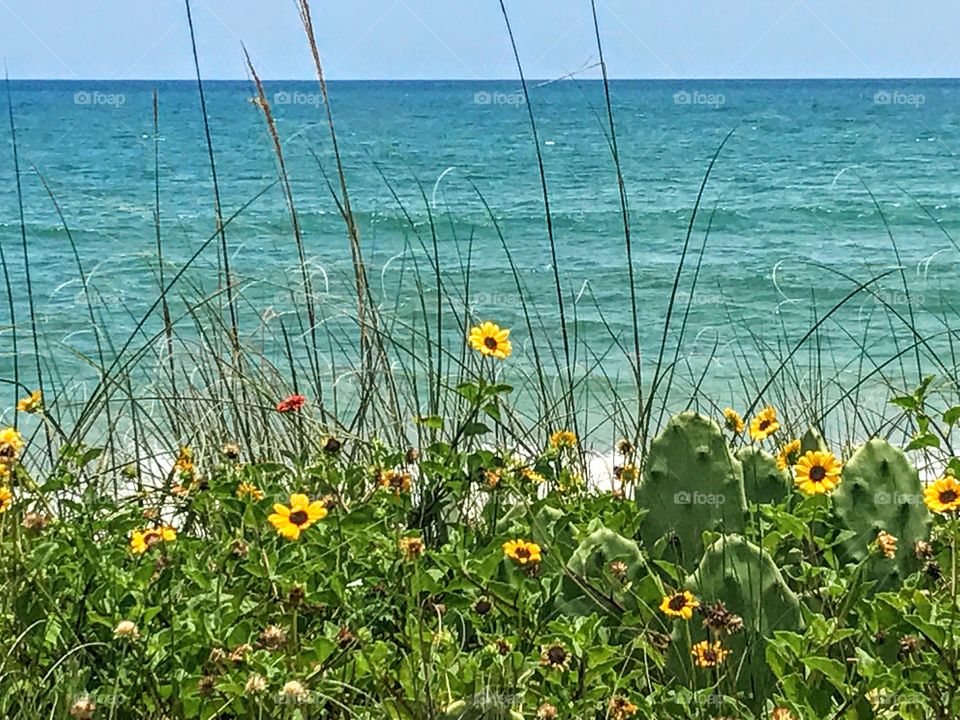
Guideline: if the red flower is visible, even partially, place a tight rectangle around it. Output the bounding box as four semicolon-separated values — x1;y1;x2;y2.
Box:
276;394;307;413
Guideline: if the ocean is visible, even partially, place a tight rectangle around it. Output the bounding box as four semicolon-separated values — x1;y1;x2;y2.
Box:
1;79;958;421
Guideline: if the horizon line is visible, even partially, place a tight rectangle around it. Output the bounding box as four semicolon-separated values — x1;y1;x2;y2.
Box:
6;75;960;83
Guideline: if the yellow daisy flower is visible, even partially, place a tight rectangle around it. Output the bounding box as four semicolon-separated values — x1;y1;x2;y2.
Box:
502;538;541;565
268;494;328;540
723;408;744;434
468;321;512;360
691;639;730;668
521;467;545;484
236;482;265;501
749;406;780;442
793;450;842;496
776;439;801;470
0;427;25;465
174;446;194;476
609;697;639;720
378;469;412;495
549;430;577;449
398;535;425;560
16;390;43;414
659;590;699;620
0;486;12;512
130;526;176;554
924;476;960;514
539;642;572;671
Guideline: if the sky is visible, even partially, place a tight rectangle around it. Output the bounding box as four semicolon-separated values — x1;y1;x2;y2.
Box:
2;0;960;80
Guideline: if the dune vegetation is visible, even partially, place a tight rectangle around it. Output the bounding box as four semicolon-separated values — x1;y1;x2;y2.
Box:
2;1;960;719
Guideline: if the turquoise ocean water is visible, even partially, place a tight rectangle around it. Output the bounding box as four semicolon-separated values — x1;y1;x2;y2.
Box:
1;79;959;420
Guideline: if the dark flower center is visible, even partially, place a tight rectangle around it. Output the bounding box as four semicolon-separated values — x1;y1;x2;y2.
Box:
939;489;958;504
484;336;498;350
515;546;530;559
0;446;14;457
703;649;716;663
809;465;826;482
144;531;162;547
547;646;567;664
668;594;687;611
390;475;405;488
289;510;309;526
758;419;771;431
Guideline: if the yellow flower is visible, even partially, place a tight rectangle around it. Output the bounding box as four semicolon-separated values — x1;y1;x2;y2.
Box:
399;535;425;560
793;450;842;495
691;639;730;668
777;439;801;470
378;469;412;495
468;321;512;360
129;526;176;554
749;406;780;442
609;696;639;720
659;590;699;620
723;408;744;434
502;538;541;565
876;530;898;559
268;494;328;540
924;476;960;514
174;446;194;476
521;467;545;484
539;642;571;670
550;430;577;449
0;486;12;513
16;390;43;414
236;482;264;501
0;427;25;465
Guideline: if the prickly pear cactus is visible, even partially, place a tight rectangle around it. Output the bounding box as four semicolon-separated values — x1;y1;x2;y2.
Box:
559;527;653;616
832;438;931;587
637;412;747;571
736;446;791;505
800;426;828;454
676;535;803;698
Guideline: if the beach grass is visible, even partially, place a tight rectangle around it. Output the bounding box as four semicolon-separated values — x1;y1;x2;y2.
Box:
1;1;960;718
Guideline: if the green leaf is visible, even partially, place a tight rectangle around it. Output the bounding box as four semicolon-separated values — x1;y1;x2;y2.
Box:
943;406;960;425
802;656;848;691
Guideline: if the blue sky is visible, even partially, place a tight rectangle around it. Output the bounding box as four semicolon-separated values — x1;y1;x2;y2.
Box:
3;0;960;80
